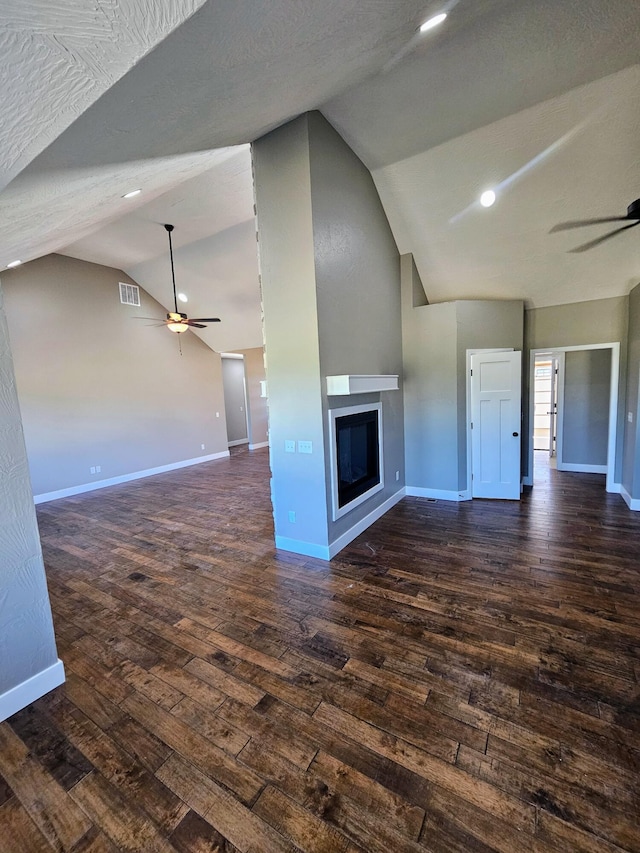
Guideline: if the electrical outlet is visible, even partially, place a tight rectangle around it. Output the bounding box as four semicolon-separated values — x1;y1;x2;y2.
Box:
298;440;312;454
216;411;220;418
288;510;296;523
201;443;205;450
285;440;296;453
90;466;96;475
396;470;400;481
96;465;101;473
628;412;633;423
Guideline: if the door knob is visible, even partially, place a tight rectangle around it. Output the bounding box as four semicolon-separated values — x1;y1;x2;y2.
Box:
513;432;519;437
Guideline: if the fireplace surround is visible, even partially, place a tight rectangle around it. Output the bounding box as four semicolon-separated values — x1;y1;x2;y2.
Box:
328;402;383;521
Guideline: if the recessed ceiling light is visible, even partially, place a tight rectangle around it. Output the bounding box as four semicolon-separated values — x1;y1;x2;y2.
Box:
178;292;188;303
122;189;141;199
480;190;496;208
419;12;447;32
6;259;22;268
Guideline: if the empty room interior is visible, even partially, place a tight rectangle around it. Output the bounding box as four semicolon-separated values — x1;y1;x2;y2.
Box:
1;2;640;852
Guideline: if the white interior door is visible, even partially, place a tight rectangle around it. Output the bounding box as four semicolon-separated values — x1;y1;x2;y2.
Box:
471;350;522;499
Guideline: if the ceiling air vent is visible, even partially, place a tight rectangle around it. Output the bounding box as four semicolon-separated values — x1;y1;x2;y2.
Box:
119;282;140;306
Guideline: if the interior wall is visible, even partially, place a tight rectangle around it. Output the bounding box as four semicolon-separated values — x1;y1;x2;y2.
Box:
253;115;329;552
524;295;628;483
562;348;611;466
622;282;640;497
402;295;523;496
234;346;268;448
254;112;404;556
221;356;248;444
402;300;459;493
0;278;63;719
3;254;229;497
456;300;524;490
308;112;404;540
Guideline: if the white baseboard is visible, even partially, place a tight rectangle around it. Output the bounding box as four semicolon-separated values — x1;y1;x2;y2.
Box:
557;462;607;474
620;484;640;511
405;486;471;502
249;441;269;450
228;439;249;447
275;488;406;562
275;536;330;561
328;488;406;558
0;659;65;722
34;451;230;504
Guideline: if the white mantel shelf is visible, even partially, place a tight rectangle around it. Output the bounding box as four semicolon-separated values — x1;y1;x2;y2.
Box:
326;374;399;395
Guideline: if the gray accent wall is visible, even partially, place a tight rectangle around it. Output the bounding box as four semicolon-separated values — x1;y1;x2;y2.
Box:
3;254;229;497
234;347;268;447
622;283;640;497
562;349;611;466
524;296;628;483
253;112;404;555
222;357;248;444
402;292;523;495
308;112;404;540
253;114;329;551
0;277;61;711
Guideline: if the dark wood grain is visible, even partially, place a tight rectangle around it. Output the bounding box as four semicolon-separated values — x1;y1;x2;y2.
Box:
0;447;638;852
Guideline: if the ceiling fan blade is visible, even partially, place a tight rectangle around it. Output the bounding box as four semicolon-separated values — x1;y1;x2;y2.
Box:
569;220;640;253
189;317;221;323
550;216;629;233
133;316;165;321
187;322;207;329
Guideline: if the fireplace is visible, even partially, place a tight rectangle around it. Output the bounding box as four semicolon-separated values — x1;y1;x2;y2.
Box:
329;403;383;520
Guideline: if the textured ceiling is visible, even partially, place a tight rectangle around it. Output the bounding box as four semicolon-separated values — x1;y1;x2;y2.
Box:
1;0;639;349
0;0;207;193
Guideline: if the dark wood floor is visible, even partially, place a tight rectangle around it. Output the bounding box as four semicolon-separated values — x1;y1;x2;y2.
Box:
1;448;639;852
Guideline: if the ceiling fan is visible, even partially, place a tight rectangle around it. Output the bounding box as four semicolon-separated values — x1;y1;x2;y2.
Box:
550;198;640;253
153;223;220;333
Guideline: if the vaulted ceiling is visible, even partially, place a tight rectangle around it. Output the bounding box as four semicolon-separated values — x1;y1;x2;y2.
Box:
1;0;639;351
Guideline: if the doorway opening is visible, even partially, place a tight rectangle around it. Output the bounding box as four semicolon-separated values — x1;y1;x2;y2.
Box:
221;353;250;448
532;353;559;475
527;343;620;492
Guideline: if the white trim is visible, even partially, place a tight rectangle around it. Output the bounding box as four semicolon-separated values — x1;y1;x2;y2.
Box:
219;352;244;359
528;342;620;492
557;462;607;474
620;484;640;511
328;488;405;558
275;536;331;561
0;659;65;722
326;374;399;395
275;488;406;561
33;452;230;504
406;486;471;502
228;439;249;447
249;441;269;450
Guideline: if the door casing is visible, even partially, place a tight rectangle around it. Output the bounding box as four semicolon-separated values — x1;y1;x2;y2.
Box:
525;342;620;491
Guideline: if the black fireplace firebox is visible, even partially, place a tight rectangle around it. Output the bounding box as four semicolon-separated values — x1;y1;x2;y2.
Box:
330;403;383;520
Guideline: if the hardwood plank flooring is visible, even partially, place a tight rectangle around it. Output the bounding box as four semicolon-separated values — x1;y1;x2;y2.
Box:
1;448;639;852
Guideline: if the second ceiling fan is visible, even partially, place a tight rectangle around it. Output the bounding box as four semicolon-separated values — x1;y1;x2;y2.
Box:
550;198;640;253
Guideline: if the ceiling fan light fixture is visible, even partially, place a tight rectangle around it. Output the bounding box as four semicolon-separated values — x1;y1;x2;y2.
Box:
419;12;447;32
166;312;189;333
